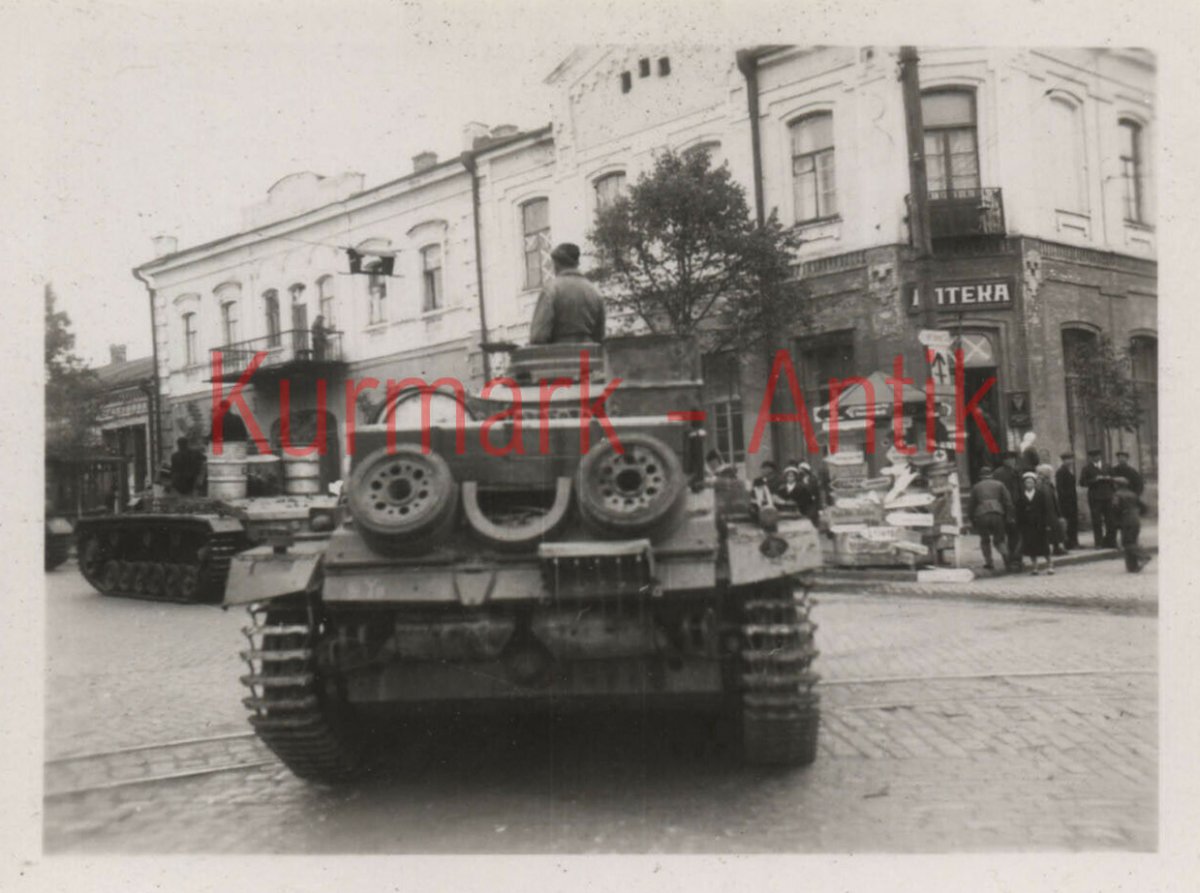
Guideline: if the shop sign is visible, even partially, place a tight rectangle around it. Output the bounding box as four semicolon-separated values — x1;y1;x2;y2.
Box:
908;279;1014;312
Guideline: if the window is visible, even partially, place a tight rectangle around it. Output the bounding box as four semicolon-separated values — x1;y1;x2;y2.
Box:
367;273;387;325
521;198;552;290
594;172;626;212
421;244;443;312
922;89;980;196
1130;335;1157;475
620;71;632;93
658;56;670;76
639;57;650;77
703;352;745;464
1119;119;1146;223
1048;96;1089;214
263;289;281;348
685;141;723;170
182;312;197;366
789;113;837;222
800;335;855;412
220;300;238;346
317;275;335;327
290;284;308;353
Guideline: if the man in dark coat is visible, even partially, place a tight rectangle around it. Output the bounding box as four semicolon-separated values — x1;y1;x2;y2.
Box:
968;466;1013;572
169;436;204;496
1055;451;1081;550
1080;448;1117;548
990;451;1023;569
1112;478;1149;572
1110;450;1144;496
529;243;606;344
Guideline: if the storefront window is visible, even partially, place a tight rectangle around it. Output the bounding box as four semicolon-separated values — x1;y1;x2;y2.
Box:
1129;335;1157;475
1062;328;1104;457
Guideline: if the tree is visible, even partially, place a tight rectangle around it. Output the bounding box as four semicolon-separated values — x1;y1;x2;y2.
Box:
45;283;102;456
1069;333;1143;445
588;150;805;354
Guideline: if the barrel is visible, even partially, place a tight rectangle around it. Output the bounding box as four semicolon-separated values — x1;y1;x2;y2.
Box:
210;440;249;461
282;455;322;495
207;458;248;499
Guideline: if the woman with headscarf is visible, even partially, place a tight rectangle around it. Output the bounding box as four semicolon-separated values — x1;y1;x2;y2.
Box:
775;465;812;518
1036;463;1067;556
1015;470;1055;575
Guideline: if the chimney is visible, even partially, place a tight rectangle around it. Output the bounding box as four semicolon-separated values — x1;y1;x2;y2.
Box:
412;151;438;173
490;124;519;140
152;234;178;257
462;121;490;151
109;344;127;364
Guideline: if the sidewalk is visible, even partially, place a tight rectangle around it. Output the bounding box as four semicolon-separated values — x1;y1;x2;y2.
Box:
814;521;1158;614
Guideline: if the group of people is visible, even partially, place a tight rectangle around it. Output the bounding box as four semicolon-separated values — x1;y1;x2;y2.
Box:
745;458;823;526
969;432;1149;575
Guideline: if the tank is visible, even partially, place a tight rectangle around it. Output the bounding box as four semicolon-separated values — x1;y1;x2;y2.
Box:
74;452;340;604
225;335;823;781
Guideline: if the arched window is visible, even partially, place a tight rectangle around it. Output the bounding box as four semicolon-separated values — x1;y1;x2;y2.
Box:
684;141;723;167
521;198;551;289
1129;335;1157;475
220;300;238;346
182;312;198;366
421;244;443;312
262;289;281;348
289;284;308;352
921;89;980;196
593;172;626;212
1119;119;1146;223
789;113;836;222
317;275;336;327
1047;96;1088;214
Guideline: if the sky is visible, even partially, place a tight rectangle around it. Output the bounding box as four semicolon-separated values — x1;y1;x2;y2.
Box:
20;0;571;367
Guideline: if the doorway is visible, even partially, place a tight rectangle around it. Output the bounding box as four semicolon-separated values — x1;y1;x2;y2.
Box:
957;332;1003;484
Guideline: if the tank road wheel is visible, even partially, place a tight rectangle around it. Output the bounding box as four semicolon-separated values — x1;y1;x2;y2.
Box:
576;433;686;538
147;563;167;598
347;446;458;555
117;561;137;593
102;560;121;593
164;565;184;601
77;535;106;586
240;599;364;783
729;579;821;767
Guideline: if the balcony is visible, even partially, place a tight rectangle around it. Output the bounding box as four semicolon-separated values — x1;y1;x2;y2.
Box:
908;187;1006;240
208;328;346;383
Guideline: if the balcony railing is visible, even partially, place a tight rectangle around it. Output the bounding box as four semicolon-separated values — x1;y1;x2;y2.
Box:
908;187;1006;240
209;328;344;381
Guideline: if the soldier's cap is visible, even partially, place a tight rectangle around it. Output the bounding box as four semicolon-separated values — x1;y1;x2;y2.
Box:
1116;450;1130;458
550;242;581;266
1087;448;1103;456
1060;451;1074;459
1022;471;1038;481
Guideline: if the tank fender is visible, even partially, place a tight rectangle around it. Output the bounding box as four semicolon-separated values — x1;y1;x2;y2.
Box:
724;518;823;586
223;539;325;606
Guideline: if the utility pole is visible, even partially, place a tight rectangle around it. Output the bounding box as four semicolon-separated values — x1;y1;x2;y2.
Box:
899;46;935;330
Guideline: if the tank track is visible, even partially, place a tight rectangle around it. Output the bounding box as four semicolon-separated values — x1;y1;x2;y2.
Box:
735;579;820;766
76;517;246;604
240;599;364;782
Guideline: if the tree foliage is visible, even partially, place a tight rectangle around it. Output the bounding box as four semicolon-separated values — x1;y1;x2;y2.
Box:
1069;334;1143;434
588;150;805;353
45;283;102;457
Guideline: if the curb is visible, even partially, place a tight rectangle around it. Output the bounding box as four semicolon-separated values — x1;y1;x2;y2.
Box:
812;582;1157;617
815;544;1158;585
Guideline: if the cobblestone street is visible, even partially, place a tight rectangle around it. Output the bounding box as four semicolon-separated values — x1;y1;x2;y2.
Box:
43;561;1156;853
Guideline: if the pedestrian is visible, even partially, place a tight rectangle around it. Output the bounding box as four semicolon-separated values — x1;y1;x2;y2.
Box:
529;242;606;344
311;314;328;361
1055;451;1081;550
990;451;1023;569
1111;477;1150;573
1020;432;1041;472
968;466;1013;572
1080;448;1117;548
796;460;823;525
749;474;778;516
775;465;812;517
1036;463;1067;556
1110;449;1144;496
169;436;204;496
1015;471;1055;575
759;459;782;493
